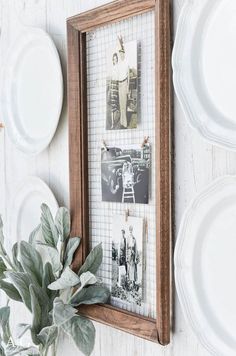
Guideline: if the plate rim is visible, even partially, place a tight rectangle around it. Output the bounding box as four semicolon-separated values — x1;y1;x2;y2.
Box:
175;175;236;356
172;0;236;151
1;27;63;155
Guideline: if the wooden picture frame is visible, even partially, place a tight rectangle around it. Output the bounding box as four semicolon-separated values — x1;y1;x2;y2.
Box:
67;0;172;345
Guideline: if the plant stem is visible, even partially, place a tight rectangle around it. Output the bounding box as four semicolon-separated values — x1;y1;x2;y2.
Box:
39;345;43;356
41;340;57;356
54;332;60;356
52;340;57;356
44;346;49;356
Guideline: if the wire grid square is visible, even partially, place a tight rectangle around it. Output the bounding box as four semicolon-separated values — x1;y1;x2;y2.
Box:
86;11;156;319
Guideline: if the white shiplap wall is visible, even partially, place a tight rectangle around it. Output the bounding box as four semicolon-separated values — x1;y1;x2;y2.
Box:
0;0;231;355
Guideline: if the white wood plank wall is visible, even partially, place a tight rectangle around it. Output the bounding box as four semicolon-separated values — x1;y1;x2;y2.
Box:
0;0;232;355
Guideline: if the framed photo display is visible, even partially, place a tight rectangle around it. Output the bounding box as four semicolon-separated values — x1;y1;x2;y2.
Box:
67;0;172;346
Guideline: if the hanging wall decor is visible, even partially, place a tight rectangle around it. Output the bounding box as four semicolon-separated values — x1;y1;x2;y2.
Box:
1;28;63;155
173;0;236;150
175;176;236;356
67;0;172;345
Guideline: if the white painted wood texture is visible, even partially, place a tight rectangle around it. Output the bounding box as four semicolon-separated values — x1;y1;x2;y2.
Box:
0;0;231;355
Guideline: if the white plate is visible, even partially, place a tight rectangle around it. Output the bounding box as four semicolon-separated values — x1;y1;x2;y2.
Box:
175;176;236;356
10;176;58;243
172;0;236;150
1;28;63;155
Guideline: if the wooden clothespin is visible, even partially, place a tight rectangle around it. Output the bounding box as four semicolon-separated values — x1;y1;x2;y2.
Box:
141;136;149;148
125;209;129;222
101;139;109;151
0;123;4;131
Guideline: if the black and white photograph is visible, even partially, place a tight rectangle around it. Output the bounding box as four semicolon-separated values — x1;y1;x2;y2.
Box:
101;144;150;204
112;215;143;305
106;37;138;130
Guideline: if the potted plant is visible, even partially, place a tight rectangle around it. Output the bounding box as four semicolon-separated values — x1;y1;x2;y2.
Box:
0;204;110;356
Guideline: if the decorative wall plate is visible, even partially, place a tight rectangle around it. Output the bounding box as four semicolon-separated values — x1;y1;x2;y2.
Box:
10;176;58;243
1;28;63;155
175;176;236;356
172;0;236;150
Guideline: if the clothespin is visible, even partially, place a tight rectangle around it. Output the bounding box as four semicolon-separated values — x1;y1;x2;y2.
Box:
0;123;4;131
101;139;109;151
141;136;149;148
125;209;129;222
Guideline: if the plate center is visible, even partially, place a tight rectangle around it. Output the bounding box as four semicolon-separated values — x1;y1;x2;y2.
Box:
16;42;61;140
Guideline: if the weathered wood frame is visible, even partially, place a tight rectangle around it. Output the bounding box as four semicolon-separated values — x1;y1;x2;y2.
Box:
67;0;172;345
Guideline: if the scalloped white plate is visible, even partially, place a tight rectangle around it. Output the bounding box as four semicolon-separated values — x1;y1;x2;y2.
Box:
10;176;58;243
175;176;236;356
173;0;236;150
1;28;63;155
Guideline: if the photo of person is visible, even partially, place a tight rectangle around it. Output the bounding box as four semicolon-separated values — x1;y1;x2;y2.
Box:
112;215;143;305
101;144;150;204
106;37;138;130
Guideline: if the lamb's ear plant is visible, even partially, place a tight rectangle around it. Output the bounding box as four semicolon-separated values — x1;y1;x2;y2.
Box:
0;204;110;356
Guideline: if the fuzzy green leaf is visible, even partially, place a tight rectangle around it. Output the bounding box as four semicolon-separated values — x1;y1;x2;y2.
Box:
5;272;31;311
48;267;80;290
55;207;70;242
0;306;10;344
19;241;43;286
29;284;42;345
41;204;58;248
37;242;62;273
78;243;103;276
28;224;42;247
70;285;110;307
0;305;10;325
0;279;22;302
37;325;58;349
80;272;97;288
53;298;77;327
62;315;95;356
31;282;50;327
43;262;58;309
64;237;80;269
0;343;5;356
69;272;97;305
0;258;7;279
70;272;97;302
11;243;23;272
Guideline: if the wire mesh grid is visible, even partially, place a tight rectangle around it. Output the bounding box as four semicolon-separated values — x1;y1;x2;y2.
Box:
86;11;156;319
